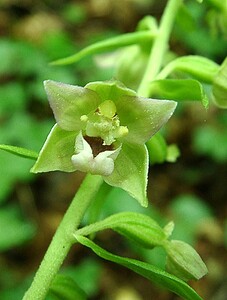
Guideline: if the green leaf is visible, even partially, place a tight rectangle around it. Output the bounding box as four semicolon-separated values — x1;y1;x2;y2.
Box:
77;212;167;248
212;57;227;108
50;31;156;66
0;144;38;160
165;240;208;281
104;143;149;207
47;274;86;300
158;55;219;83
76;236;203;300
0;205;36;252
31;124;77;173
149;79;209;108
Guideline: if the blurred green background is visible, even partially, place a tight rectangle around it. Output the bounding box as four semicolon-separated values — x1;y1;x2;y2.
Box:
0;0;226;299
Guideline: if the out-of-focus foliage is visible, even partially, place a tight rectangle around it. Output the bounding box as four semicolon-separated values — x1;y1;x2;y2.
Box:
0;259;102;300
192;115;227;162
0;205;36;251
46;259;102;300
0;37;75;201
174;0;227;59
168;194;213;244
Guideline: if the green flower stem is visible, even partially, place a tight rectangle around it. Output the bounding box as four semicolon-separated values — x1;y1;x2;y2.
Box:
137;0;182;97
23;174;103;300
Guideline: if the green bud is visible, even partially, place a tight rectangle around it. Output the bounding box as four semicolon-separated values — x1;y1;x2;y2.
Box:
165;240;208;281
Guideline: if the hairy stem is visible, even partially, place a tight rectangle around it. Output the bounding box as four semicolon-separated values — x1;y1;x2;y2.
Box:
137;0;182;97
23;174;103;300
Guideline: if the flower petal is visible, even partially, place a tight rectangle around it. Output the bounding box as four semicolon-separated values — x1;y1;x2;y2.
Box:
44;80;101;131
104;142;149;207
115;96;177;144
31;124;77;173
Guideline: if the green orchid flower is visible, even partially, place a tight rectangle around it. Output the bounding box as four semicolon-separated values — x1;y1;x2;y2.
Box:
31;80;177;206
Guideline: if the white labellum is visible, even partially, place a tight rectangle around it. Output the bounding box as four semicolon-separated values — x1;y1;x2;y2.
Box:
71;132;121;176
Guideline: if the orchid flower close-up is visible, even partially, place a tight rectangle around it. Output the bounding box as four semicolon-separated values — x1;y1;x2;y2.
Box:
32;80;177;206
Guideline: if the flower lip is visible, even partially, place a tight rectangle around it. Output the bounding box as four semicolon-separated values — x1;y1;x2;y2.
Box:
71;132;121;176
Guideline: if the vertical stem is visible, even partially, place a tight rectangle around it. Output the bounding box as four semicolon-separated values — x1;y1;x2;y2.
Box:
23;174;103;300
137;0;182;97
